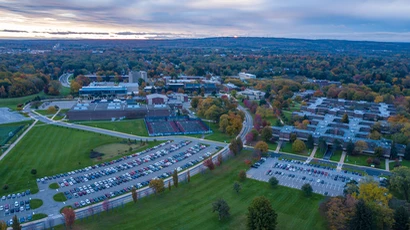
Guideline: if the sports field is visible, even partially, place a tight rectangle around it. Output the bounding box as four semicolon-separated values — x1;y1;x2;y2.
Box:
0;121;32;146
0;124;130;196
73;119;148;137
64;150;326;230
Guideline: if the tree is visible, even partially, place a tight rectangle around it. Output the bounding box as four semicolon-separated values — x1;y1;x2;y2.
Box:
0;220;7;230
261;126;273;142
292;139;306;153
233;182;241;193
354;140;368;155
369;131;381;140
203;157;215;170
254;141;268;154
247;196;278;230
251;129;259;141
217;154;223;165
390;166;410;202
366;157;373;165
306;134;314;150
229;138;239;156
11;215;21;230
332;139;342;152
191;97;201;109
325;195;357;230
245;132;254;144
168;180;171;190
349;200;374;230
391;142;398;159
269;177;279;188
341;113;349;123
172;169;179;188
239;170;247;181
61;207;76;229
149;179;165;195
344;181;359;196
374;147;384;158
31;169;37;175
301;183;313;197
102;200;110;212
318;137;327;154
289;133;297;143
212;199;230;221
187;170;191;183
393;206;409;230
404;144;410;161
131;187;138;203
346;141;355;155
47;106;57;114
236;137;243;152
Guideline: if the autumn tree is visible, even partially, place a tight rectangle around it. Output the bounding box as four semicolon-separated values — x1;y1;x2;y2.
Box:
374;147;384;158
191;96;201;109
172;169;179;188
247;196;277;230
131;187;138;203
301;183;313;197
149;179;165;195
261;126;273;142
393;206;410;230
212;199;230;221
217;154;223;165
344;181;359;196
229;138;239;156
187;170;191;182
325;195;356;230
203;157;215;170
254;141;269;154
239;170;247;181
389;166;410;202
102;200;110;212
11;215;21;230
62;207;76;229
354;140;368;155
292;139;306;153
47;106;57;114
289;133;297;143
341;113;349;123
0;220;6;230
369;131;381;140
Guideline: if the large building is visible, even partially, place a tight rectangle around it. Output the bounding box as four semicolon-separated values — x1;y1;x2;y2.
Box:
66;101;171;121
79;82;139;98
146;94;168;105
130;71;148;83
272;97;401;158
239;72;256;80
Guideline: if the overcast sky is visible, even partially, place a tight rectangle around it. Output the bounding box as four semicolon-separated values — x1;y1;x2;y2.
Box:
0;0;409;42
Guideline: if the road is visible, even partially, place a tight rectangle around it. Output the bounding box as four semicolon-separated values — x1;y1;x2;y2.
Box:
58;73;72;88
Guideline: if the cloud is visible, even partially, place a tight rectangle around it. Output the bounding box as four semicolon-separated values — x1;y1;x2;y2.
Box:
0;0;409;41
0;29;28;33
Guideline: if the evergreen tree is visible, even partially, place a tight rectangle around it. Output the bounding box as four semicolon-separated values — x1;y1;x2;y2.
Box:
391;142;398;160
12;215;21;230
404;144;410;161
349;200;374;230
306;134;314;150
346;141;355;155
172;170;179;188
212;199;230;221
342;113;349;123
393;206;409;230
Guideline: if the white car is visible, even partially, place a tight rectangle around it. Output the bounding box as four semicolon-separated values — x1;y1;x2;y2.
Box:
0;206;3;211
317;179;321;183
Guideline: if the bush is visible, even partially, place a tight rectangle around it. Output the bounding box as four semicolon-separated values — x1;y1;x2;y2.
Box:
238;170;247;181
269;177;279;188
373;158;381;166
3;184;8;190
31;169;37;175
89;150;104;159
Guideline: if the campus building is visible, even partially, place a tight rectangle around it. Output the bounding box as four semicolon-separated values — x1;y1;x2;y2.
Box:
79;82;139;98
272;97;402;158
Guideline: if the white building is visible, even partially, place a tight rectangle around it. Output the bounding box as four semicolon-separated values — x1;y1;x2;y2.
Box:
130;71;148;83
239;72;256;80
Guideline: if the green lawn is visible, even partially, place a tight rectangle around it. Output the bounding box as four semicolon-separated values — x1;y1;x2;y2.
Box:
0;121;32;146
30;199;43;209
0;93;44;110
344;154;385;170
314;148;325;158
280;142;309;156
267;142;278;151
330;150;343;162
59;150;326;230
74;119;148;136
390;160;410;170
32;213;48;221
49;183;59;189
0;125;127;196
35;109;55;116
53;192;67;202
189;122;234;143
93;141;162;161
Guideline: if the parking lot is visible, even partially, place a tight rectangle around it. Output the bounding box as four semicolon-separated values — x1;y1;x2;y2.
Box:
247;156;374;196
0;190;34;226
38;140;221;209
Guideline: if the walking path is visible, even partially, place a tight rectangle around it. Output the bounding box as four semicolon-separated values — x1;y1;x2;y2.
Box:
50;108;61;120
305;146;317;163
0;119;38;161
385;158;390;171
336;151;347;171
275;141;282;152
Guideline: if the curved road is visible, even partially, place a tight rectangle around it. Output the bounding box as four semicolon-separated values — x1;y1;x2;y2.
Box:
58;73;72;88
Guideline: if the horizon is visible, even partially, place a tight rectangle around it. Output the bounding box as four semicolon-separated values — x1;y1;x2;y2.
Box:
0;0;409;43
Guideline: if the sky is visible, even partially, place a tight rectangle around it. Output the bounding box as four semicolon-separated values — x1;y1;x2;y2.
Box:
0;0;409;42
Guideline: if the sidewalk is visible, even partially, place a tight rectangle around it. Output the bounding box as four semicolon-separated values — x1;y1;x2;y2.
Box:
336;151;347;171
305;146;318;163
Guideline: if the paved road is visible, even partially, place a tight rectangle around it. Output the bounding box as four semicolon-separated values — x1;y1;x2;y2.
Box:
58;74;71;88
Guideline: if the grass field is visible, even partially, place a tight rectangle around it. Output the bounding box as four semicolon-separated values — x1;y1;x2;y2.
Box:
0;121;33;147
267;142;278;151
390;160;410;170
280;142;309;156
53;192;67;202
344;154;385;170
32;213;48;221
330;150;343;162
73;119;148;137
94;142;161;161
314;148;325;158
189;122;233;143
30;199;43;209
0;90;70;110
0;125;129;196
59;150;326;230
49;183;59;189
